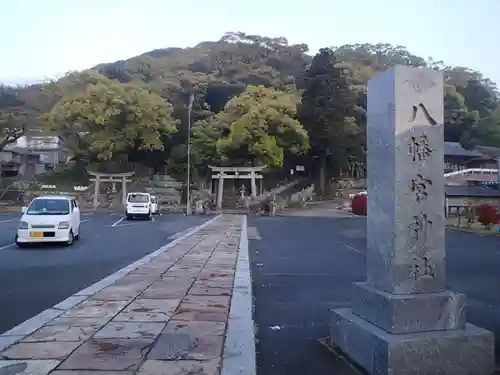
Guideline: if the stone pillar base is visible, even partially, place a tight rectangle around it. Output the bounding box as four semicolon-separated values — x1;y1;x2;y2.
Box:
329;308;494;375
351;282;466;334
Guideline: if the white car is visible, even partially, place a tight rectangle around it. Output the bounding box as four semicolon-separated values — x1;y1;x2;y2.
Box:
126;192;152;220
16;195;81;247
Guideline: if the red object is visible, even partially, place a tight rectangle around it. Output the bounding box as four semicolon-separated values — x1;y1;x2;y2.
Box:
351;194;367;216
476;203;498;228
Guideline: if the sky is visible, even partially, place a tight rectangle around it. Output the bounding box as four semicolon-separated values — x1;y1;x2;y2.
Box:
1;0;499;86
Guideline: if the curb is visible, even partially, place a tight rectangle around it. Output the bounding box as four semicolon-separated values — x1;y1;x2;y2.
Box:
0;214;222;348
446;225;500;236
221;215;257;375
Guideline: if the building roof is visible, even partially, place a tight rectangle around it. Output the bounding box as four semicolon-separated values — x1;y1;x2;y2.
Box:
444;142;483;157
474;145;500;159
0;148;39;157
445;185;500;197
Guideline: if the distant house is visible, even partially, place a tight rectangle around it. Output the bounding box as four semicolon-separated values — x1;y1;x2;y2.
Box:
0;148;40;178
445;185;500;211
443;142;491;173
441;143;500;210
1;135;70;176
473;146;500;169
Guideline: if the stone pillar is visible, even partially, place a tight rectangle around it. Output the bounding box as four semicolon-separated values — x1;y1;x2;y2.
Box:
217;172;224;210
329;66;494;375
121;177;127;205
445;196;449;218
250;171;257;198
195;200;204;214
19;157;26;176
93;174;100;209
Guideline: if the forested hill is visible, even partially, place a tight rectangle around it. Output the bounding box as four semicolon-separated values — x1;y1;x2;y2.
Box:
1;32;499;184
90;33;499;147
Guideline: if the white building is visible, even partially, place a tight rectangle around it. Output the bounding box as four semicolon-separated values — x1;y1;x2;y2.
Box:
1;135;70;177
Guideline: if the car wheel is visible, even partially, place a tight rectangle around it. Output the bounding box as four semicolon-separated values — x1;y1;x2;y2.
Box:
75;226;80;240
15;235;27;248
66;230;74;246
126;215;132;221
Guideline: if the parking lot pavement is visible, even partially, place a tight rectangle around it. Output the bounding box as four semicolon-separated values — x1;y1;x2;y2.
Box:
0;214;254;375
248;216;500;375
0;212;22;250
0;212;214;335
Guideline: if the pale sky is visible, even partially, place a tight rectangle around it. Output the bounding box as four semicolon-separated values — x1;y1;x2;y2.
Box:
1;0;499;86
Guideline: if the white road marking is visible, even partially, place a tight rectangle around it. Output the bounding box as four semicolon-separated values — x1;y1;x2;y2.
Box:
0;243;15;250
113;219;156;228
167;227;194;240
112;215;156;228
111;217;125;227
81;217;93;223
335;240;365;256
0;219;17;223
247;226;262;240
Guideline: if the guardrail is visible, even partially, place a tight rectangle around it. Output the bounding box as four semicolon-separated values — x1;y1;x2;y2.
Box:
444;168;498;178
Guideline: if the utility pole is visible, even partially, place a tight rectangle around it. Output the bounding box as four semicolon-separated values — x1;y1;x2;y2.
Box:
186;93;194;215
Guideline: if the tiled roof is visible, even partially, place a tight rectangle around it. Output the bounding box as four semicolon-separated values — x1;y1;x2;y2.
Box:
445;185;500;197
444;142;483;157
474;146;500;159
1;147;39;156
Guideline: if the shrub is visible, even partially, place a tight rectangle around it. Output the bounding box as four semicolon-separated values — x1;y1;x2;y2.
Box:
476;203;498;229
351;194;367;216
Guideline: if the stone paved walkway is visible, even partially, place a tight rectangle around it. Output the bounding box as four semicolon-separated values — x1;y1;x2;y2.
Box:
0;215;251;375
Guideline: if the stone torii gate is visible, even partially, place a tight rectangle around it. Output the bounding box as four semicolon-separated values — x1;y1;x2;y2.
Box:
209;166;265;209
88;170;134;209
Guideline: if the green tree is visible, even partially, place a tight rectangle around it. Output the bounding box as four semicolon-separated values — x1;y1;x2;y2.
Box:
299;48;359;195
192;85;309;169
332;45;500;148
0;86;27;150
443;84;481;142
460;116;500;149
43;71;178;165
0;84;54;151
459;79;499;119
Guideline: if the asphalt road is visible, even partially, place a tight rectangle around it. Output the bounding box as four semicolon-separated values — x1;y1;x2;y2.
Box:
248;216;500;375
0;211;212;334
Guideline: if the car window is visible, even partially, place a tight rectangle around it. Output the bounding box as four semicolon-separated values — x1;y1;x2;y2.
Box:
26;199;70;215
128;194;149;203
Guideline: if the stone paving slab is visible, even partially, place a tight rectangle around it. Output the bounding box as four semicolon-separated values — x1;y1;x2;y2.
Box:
0;214;256;375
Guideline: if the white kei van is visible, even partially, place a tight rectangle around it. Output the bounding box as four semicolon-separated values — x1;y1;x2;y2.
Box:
16;195;81;247
126;192;152;220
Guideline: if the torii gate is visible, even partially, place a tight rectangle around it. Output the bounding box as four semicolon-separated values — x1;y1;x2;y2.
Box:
209;166;265;209
87;170;134;209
